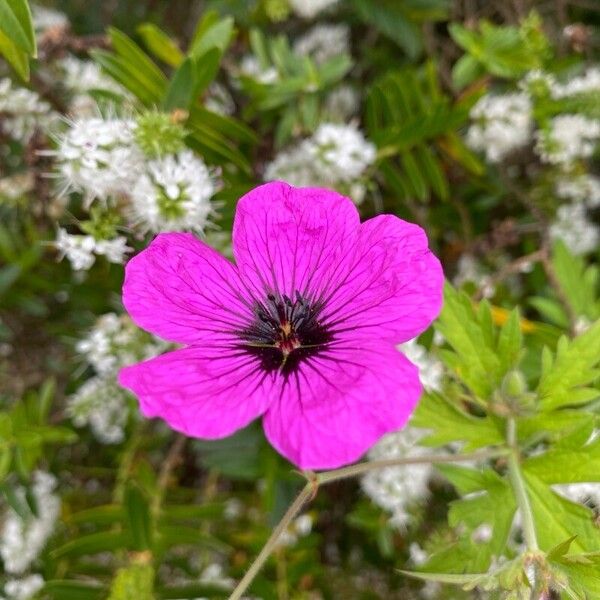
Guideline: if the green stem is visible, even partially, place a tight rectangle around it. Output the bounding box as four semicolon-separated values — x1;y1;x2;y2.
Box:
228;448;504;599
506;418;539;551
228;482;314;600
316;448;505;485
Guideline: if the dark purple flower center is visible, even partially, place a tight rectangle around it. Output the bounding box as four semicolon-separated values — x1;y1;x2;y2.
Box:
239;292;332;375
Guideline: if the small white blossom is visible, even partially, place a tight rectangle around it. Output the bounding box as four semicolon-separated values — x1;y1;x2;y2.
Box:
205;82;235;116
0;472;60;574
54;229;130;270
265;123;375;205
556;174;600;207
550;67;600;99
453;254;495;298
67;376;130;444
535;115;600;165
466;93;533;162
3;575;44;600
52;116;144;204
309;123;376;182
239;56;279;84
0;78;57;143
288;0;339;19
409;543;428;566
276;514;314;548
294;23;350;64
31;4;68;32
55;228;96;271
362;427;433;528
550;201;599;255
60;56;126;97
131;150;218;234
324;85;360;121
398;339;443;392
76;312;166;375
94;236;132;264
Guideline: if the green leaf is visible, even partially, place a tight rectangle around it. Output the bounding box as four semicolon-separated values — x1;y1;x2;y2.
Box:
439;466;516;571
523;439;600;484
137;23;184;67
189;15;234;58
398;569;491;588
0;28;29;80
124;483;153;551
412;392;503;449
43;581;106;600
435;284;503;399
350;0;423;59
0;0;35;54
51;531;131;558
524;471;600;553
162;57;196;110
536;319;600;410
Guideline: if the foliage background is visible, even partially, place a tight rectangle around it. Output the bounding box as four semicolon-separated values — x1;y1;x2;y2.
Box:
1;0;600;599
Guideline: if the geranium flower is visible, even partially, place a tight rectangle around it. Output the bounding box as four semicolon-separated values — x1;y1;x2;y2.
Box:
118;182;443;469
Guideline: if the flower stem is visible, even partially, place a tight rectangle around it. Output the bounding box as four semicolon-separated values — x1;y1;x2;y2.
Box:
506;418;539;551
228;482;314;600
228;448;503;599
316;448;505;485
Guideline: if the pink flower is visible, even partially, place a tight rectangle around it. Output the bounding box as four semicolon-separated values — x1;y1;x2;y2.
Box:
118;182;443;470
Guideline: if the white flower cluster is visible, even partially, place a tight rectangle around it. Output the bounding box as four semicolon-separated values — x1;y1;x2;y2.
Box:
51;112;219;270
31;4;68;32
59;56;131;117
68;313;167;443
0;78;57;144
362;341;443;528
53;116;143;204
131;150;219;234
324;85;360;121
288;0;339;19
549;173;600;255
294;23;350;64
205;82;235;116
361;427;433;529
239;56;279;84
76;312;167;375
550;201;599;255
2;574;45;600
55;228;131;271
0;471;60;575
398;339;444;392
265;122;376;204
67;376;131;444
466;93;533;163
550;67;600;99
536;115;600;165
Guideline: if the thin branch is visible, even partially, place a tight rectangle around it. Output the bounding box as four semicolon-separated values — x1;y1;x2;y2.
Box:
315;448;506;485
228;483;314;600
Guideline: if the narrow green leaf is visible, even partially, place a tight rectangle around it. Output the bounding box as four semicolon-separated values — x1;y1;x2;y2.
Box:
0;0;34;53
0;28;29;80
137;23;184;67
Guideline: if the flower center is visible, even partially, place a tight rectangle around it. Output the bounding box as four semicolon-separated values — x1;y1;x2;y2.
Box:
239;291;332;375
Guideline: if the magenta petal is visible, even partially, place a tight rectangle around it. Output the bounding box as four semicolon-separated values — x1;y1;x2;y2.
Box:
232;182;360;299
119;346;275;438
263;343;422;470
122;232;253;344
320;215;444;344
